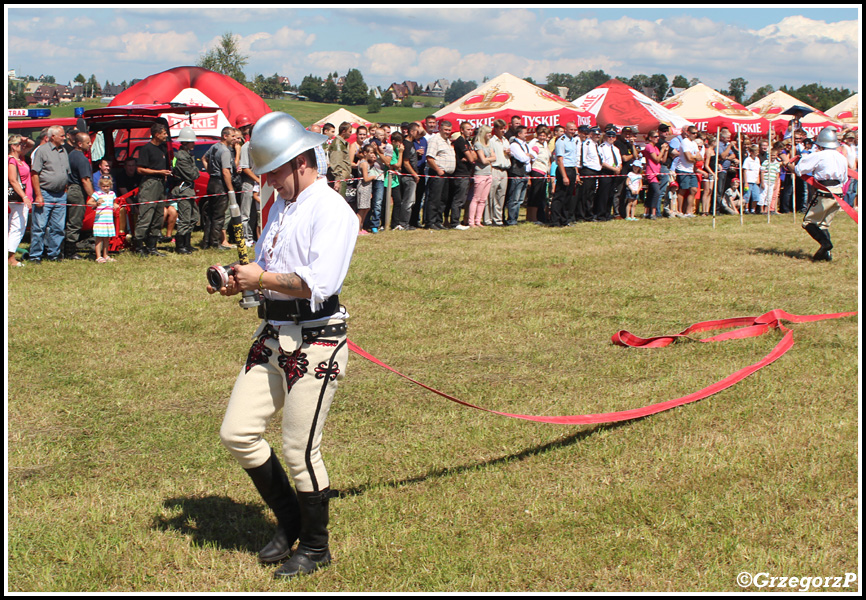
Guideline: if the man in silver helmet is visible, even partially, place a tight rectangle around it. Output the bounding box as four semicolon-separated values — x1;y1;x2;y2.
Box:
207;111;358;579
787;126;849;261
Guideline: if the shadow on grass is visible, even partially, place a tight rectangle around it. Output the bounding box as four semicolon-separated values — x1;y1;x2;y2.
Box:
336;419;637;498
152;495;272;554
752;247;814;261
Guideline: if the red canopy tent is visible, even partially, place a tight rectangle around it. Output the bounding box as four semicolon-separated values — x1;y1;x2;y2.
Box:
747;90;844;138
661;83;770;135
434;72;594;130
571;78;693;135
109;66;272;136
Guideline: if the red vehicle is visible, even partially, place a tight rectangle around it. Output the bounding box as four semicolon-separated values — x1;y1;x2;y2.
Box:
7;108;79;142
84;103;221;201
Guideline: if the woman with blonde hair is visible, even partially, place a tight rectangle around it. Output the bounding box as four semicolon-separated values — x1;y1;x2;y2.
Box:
468;125;494;227
8;134;35;266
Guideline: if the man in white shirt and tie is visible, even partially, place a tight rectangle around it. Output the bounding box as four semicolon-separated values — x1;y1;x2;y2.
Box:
595;128;623;221
579;127;603;221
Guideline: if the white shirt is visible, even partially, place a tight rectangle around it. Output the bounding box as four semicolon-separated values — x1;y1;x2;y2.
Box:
490;135;511;169
673;137;698;173
255;177;358;316
509;138;532;173
598;142;622;172
795;149;849;186
844;143;858;169
581;139;602;171
742;156;761;184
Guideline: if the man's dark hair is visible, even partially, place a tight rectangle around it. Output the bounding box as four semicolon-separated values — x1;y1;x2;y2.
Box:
425;115;437;121
151;123;168;137
338;122;351;135
299;147;317;171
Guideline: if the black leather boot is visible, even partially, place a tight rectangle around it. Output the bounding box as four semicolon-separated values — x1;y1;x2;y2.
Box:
147;236;167;257
805;223;833;261
244;449;302;564
184;233;198;253
274;489;331;579
134;237;148;257
176;234;191;255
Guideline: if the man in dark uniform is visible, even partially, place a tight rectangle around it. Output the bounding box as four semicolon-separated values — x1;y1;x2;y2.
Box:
170;126;200;255
135;123;172;256
65;132;94;260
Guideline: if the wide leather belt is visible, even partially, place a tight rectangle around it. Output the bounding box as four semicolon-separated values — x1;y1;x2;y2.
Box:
262;322;347;344
257;295;340;324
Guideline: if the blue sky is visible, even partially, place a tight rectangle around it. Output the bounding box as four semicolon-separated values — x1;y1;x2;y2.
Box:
5;6;860;97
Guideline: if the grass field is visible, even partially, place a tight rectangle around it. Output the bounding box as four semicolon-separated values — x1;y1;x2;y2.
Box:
6;212;860;592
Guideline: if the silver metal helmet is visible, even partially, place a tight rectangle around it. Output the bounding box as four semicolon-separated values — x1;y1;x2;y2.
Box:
176;126;197;143
249;111;327;175
814;127;840;149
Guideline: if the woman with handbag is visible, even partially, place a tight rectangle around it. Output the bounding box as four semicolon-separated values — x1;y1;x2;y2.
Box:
8;134;34;267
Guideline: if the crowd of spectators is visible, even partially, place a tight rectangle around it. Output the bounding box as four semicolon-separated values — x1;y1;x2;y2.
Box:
7;115;859;267
319;116;859;232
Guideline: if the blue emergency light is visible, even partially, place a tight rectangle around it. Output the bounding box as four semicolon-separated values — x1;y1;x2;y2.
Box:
74;107;85;118
7;108;52;118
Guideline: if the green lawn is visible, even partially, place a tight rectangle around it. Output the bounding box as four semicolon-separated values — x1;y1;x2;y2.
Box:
7;212;859;592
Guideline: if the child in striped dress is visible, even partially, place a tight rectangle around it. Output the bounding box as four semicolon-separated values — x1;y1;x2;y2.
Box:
88;175;117;263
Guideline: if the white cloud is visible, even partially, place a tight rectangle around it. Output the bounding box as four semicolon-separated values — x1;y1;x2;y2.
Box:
96;31;200;64
754;16;859;44
365;44;418;77
300;51;362;76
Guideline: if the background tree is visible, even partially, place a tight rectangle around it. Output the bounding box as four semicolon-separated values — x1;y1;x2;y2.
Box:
322;77;339;103
746;84;776;106
366;89;381;114
648;73;669;101
381;89;395;107
780;83;853;111
298;74;324;102
726;77;748;104
546;72;577;99
87;74;100;98
671;74;689;88
444;78;477;103
572;69;611;99
261;73;284;99
341;68;368;106
197;32;249;84
8;85;27;109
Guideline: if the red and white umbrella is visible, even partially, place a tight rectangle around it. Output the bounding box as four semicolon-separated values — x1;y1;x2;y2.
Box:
747;90;844;138
825;93;859;131
434;72;594;130
571;78;693;135
661;83;769;135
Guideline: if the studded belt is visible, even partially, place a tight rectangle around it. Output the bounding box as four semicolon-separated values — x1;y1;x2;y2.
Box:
261;322;347;344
